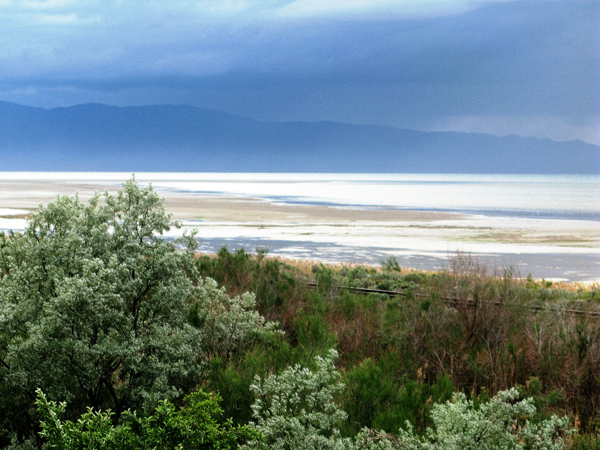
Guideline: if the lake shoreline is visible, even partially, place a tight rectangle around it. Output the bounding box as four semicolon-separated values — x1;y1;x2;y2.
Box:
0;176;598;282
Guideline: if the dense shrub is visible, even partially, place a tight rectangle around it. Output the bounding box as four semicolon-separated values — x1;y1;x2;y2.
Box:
0;180;278;446
35;388;258;449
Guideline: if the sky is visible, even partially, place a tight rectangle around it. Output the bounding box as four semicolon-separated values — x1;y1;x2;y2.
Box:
0;0;598;145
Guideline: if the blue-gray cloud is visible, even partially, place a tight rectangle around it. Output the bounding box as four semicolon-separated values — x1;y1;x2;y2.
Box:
0;0;597;143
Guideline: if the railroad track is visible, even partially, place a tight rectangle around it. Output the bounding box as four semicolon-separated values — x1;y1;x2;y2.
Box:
305;281;600;317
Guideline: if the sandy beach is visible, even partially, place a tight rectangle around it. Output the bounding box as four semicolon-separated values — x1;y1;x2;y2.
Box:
0;178;598;282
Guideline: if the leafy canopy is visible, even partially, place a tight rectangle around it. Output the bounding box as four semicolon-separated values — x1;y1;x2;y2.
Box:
0;177;278;441
36;387;259;450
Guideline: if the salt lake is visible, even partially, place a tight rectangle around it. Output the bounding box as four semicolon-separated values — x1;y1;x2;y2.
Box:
0;172;598;281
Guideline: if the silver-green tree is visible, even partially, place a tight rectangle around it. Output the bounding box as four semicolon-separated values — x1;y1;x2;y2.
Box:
395;388;571;450
0;178;277;443
243;349;356;450
0;179;200;417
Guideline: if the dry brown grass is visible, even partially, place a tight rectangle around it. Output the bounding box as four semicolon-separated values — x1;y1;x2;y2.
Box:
273;255;597;293
262;255;434;277
193;251;598;292
552;280;600;292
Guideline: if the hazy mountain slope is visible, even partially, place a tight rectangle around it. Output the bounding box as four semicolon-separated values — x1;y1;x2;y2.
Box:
1;102;598;173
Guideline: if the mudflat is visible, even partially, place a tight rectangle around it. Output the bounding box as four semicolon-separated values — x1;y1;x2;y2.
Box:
0;179;598;281
0;180;462;223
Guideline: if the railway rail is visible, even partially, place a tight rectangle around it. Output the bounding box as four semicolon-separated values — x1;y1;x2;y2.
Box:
306;281;600;317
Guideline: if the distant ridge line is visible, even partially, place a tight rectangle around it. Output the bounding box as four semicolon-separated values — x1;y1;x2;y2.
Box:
0;101;598;174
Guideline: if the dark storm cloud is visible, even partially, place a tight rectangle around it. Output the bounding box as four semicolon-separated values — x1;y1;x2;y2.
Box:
0;0;597;142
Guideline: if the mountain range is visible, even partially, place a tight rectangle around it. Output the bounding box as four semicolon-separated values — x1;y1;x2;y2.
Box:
1;101;598;173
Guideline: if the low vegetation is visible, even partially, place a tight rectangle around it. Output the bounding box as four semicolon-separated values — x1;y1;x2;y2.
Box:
0;178;598;449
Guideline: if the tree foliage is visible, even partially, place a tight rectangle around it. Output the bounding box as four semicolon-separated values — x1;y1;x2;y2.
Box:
243;349;351;450
35;388;259;449
396;388;572;450
0;179;201;419
0;178;278;443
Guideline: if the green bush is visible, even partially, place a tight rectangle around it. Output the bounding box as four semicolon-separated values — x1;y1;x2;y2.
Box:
0;179;278;445
35;388;258;449
397;388;572;450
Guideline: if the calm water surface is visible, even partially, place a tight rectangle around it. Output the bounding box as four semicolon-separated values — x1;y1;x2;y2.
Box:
1;173;598;280
138;173;600;220
4;172;599;219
